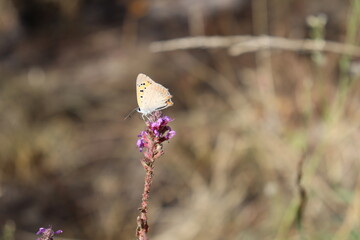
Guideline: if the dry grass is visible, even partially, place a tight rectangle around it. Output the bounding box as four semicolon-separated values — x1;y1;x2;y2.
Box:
1;0;360;240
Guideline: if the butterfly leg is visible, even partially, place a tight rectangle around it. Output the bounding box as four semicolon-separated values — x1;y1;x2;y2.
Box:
142;114;151;121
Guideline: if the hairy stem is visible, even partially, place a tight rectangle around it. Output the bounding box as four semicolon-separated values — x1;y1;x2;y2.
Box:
136;160;154;240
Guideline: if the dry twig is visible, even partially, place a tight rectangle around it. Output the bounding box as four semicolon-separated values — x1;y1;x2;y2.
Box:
150;35;360;57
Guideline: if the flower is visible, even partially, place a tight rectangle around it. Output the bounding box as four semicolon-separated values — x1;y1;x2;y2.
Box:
137;131;148;152
36;227;62;240
137;138;146;152
136;114;175;152
152;116;172;129
135;111;176;239
166;130;176;140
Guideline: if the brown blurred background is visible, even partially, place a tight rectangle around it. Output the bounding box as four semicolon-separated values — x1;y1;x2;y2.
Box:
1;0;360;239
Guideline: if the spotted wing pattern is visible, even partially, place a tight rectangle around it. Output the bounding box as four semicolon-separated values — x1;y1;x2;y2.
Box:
136;73;173;115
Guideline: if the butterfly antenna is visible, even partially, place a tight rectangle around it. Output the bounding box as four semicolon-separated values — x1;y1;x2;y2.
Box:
124;107;139;120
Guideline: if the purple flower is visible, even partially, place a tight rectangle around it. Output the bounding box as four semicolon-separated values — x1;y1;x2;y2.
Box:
36;227;62;240
136;131;149;152
166;130;176;140
149;116;174;131
136;114;175;152
150;120;161;129
162;116;172;123
153;130;159;137
137;131;147;138
134;111;175;239
137;138;146;152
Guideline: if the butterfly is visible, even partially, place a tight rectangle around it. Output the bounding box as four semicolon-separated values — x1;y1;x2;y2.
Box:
126;73;173;119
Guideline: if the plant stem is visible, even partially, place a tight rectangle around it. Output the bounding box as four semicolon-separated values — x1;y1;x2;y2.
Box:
136;160;154;240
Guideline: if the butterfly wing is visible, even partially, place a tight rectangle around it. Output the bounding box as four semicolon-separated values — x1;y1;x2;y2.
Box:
136;73;173;115
136;73;154;110
144;83;173;112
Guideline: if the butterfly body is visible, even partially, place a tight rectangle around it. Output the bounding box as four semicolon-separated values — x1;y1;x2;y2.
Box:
136;73;173;117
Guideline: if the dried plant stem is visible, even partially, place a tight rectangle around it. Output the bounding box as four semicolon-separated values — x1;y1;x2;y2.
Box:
294;151;308;230
150;35;360;57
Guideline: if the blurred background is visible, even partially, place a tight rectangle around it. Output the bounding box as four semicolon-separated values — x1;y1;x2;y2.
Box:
1;0;360;239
